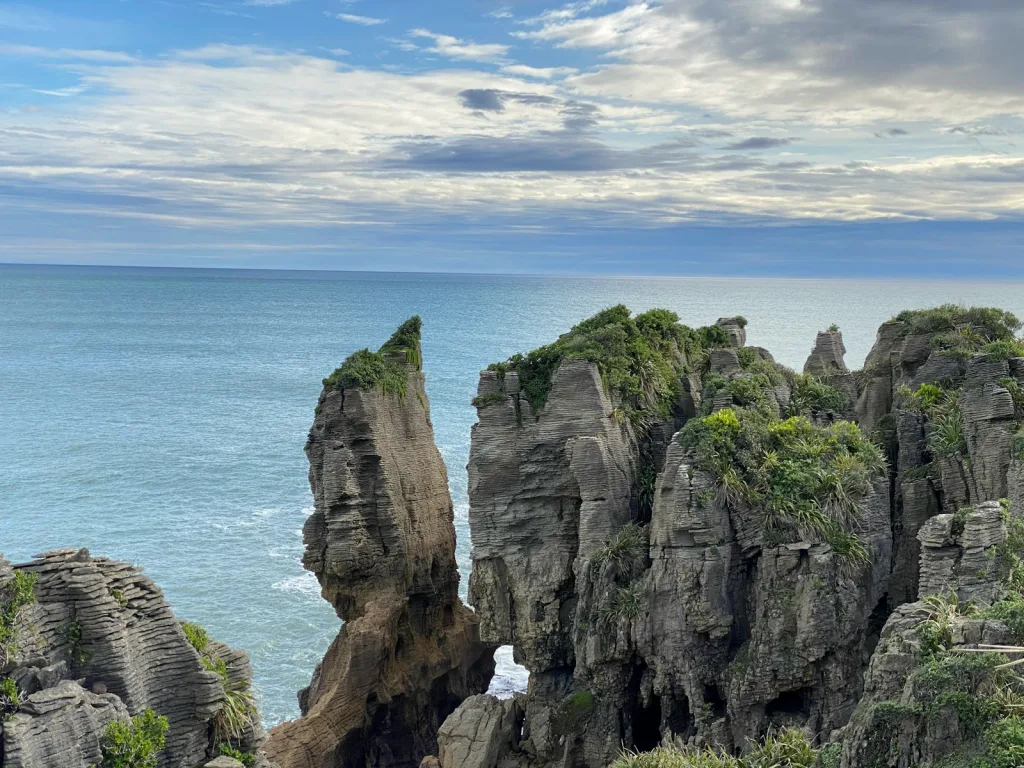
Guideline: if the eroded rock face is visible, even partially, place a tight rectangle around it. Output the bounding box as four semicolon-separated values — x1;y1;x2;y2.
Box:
265;320;494;768
0;550;263;768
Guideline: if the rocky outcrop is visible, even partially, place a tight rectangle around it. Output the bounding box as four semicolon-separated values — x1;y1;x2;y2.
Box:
265;318;494;768
436;695;522;768
0;550;264;768
804;329;858;407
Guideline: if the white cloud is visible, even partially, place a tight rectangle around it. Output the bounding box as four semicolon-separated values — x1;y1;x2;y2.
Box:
0;43;135;63
0;42;1020;234
335;12;386;25
501;64;577;79
409;29;510;62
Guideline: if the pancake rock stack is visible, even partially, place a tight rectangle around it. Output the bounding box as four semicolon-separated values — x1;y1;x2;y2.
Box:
264;317;494;768
0;549;265;768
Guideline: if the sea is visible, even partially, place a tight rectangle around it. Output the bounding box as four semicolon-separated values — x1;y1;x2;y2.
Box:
3;264;1024;725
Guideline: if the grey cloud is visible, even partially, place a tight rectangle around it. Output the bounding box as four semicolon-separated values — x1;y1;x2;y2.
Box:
722;137;798;151
948;125;1007;137
874;128;910;137
387;134;701;173
460;89;505;112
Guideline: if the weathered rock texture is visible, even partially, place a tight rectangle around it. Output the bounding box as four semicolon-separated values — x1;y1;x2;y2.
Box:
443;308;1024;768
265;320;494;768
0;549;264;768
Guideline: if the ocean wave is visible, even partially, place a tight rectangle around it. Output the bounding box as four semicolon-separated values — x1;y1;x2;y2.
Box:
272;572;321;599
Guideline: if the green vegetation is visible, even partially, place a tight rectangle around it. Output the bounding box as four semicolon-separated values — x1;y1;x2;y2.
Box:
828;323;840;333
184;620;258;743
552;691;597;737
471;391;506;408
612;727;817;768
817;742;841;768
62;619;88;665
788;373;847;415
181;620;209;653
599;585;644;623
323;316;422;398
894;305;1021;341
592;524;648;581
677;409;885;565
218;743;256;766
1;676;21;721
111;589;127;609
0;570;38;665
486;305;730;415
999;378;1024;420
99;709;169;768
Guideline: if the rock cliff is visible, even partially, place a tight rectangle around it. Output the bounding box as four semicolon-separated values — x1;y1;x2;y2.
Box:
264;317;494;768
0;549;265;768
434;303;1024;768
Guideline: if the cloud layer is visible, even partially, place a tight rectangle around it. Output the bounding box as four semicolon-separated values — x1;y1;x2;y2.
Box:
0;0;1021;253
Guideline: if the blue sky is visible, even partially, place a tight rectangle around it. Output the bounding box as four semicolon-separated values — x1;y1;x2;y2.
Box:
1;0;1023;276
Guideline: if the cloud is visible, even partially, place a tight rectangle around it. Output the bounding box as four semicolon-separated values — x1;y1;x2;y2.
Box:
244;0;301;5
0;44;1022;237
501;64;577;79
409;29;509;61
334;12;387;25
723;137;798;150
874;128;910;138
0;44;135;63
520;0;1024;124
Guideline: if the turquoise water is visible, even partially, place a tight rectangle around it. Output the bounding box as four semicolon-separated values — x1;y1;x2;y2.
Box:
3;264;1024;724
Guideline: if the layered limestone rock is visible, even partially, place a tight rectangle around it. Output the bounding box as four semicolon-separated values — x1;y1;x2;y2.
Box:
265;317;494;768
0;550;264;768
454;308;894;768
835;501;1020;768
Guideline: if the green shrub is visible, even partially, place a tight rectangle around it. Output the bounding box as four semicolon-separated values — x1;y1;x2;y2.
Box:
471;392;506;408
817;742;841;768
599;584;644;623
983;716;1024;768
62;619;88;665
894;305;1021;341
982;340;1024;361
592;524;649;582
487;305;729;415
218;743;256;766
0;570;38;664
612;727;817;768
99;709;169;768
182;621;209;653
323;316;422;398
677;409;885;565
928;403;967;458
1;676;20;720
788;373;847;415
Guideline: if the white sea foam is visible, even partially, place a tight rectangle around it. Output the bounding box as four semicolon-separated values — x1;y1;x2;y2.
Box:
272;572;321;599
488;645;529;699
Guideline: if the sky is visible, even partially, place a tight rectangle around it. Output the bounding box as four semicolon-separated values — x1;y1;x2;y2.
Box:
1;0;1023;276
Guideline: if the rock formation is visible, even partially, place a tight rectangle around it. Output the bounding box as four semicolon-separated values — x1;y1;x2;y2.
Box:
0;549;265;768
265;317;494;768
428;304;1024;768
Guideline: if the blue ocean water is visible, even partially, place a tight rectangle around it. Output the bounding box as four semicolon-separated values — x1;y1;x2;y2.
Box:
3;264;1024;724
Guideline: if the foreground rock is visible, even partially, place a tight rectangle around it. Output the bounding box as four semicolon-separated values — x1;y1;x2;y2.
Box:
265;317;494;768
0;549;265;768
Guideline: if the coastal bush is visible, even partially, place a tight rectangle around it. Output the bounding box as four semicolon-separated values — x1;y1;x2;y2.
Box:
471;392;506;408
100;709;169;768
0;570;38;664
218;743;256;766
323;316;422;398
894;305;1021;341
486;305;730;414
612;727;817;768
788;373;846;415
182;620;209;653
592;524;648;582
599;585;644;623
677;409;884;565
1;676;20;720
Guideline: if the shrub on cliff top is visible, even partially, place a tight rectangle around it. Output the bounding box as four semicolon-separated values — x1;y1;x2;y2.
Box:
894;305;1021;341
323;316;422;398
181;621;209;653
487;305;730;414
100;709;169;768
677;409;885;565
612;727;817;768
